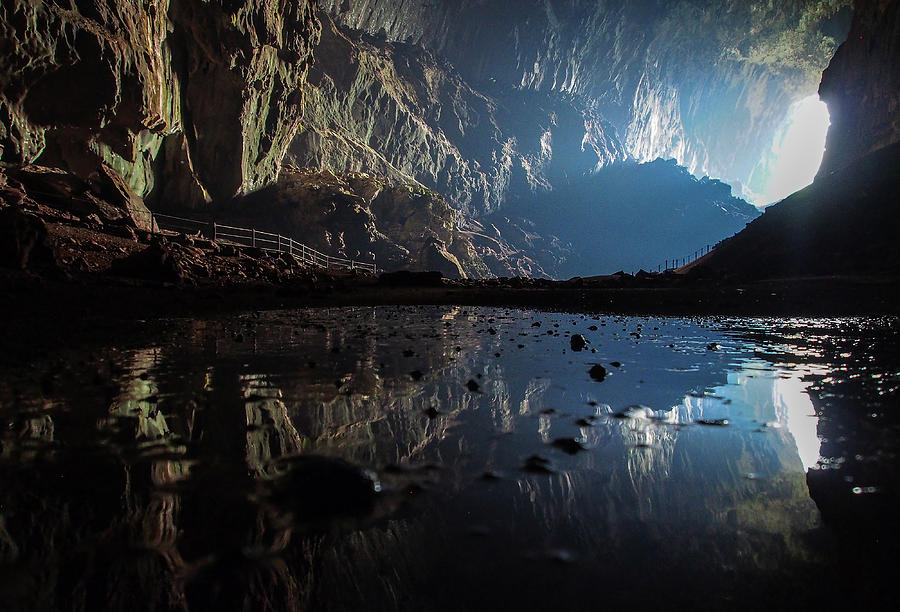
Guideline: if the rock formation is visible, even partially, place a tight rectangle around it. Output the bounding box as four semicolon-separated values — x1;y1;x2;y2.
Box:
0;0;320;206
290;13;625;216
818;0;900;175
317;0;851;197
701;0;900;281
4;1;894;279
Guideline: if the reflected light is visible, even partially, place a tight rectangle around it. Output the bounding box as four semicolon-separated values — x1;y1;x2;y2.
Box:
751;95;830;206
773;375;821;470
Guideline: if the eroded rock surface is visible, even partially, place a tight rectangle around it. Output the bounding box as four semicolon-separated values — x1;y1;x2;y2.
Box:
225;166;494;278
317;0;851;196
0;0;320;207
819;0;900;175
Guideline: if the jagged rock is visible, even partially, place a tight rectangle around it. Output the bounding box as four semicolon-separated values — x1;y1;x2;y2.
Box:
318;0;850;196
2;165;152;230
570;334;588;352
1;0;320;210
290;14;623;215
225;167;490;277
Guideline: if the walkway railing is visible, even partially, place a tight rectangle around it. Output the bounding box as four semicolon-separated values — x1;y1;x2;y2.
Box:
141;211;377;274
656;243;719;273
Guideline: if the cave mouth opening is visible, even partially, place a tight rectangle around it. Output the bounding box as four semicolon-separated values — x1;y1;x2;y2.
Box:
749;95;831;208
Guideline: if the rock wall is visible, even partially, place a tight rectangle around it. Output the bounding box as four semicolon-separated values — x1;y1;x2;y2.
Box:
289;14;624;215
818;0;900;175
317;0;851;196
226;166;495;278
0;0;320;207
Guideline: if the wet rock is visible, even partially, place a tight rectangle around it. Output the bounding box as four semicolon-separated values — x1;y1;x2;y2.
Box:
268;455;381;521
696;418;730;426
466;379;481;393
706;342;720;351
107;223;137;241
521;455;554;474
422;406;441;419
551;438;586;455
588;364;607;382
570;334;588;351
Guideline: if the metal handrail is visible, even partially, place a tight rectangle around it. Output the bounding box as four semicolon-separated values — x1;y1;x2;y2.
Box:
142;211;377;273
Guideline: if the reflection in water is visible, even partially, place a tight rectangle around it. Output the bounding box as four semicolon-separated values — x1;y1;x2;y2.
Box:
0;308;896;610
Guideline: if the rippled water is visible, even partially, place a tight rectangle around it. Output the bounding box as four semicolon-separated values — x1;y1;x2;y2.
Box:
1;307;897;610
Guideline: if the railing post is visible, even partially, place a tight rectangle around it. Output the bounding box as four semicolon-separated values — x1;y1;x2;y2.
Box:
212;221;217;241
277;234;281;252
252;228;256;247
150;212;155;234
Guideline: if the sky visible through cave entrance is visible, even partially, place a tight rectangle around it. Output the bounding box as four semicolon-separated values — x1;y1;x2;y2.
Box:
750;95;831;207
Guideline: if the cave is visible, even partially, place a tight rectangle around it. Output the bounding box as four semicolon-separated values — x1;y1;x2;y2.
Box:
1;1;898;610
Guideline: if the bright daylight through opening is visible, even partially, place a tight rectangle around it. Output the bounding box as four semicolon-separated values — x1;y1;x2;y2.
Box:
751;95;831;207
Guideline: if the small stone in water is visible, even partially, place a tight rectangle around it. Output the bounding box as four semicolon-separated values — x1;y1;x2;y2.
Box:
522;455;553;473
696;418;729;426
551;438;586;454
589;364;607;381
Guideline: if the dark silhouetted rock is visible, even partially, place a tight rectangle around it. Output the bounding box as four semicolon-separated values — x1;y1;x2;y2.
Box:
551;438;587;455
696;418;730;426
521;455;553;474
588;364;607;382
268;455;380;521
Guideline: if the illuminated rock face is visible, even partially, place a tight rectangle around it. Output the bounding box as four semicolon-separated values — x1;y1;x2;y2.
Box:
315;0;851;200
819;0;900;175
0;0;320;205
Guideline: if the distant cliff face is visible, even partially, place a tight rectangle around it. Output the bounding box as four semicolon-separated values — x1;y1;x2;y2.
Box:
316;0;851;198
288;15;625;215
818;0;900;175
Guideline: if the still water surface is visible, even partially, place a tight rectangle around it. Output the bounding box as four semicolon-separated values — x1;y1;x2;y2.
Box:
1;307;897;610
